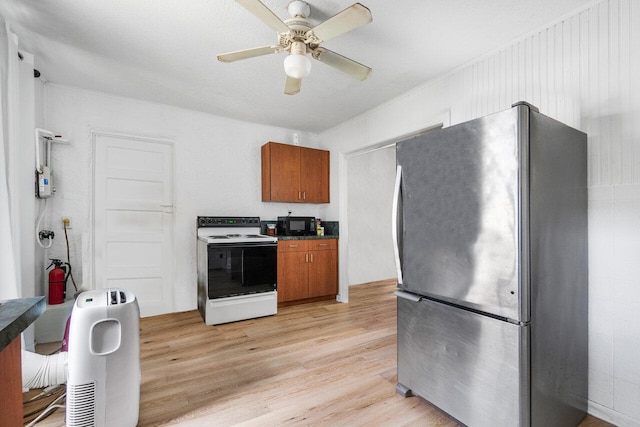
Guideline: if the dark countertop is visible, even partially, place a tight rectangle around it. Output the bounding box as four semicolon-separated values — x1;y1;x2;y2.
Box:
261;220;339;239
0;296;45;351
278;235;339;241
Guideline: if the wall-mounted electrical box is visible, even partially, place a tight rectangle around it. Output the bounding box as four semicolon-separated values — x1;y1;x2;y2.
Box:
34;128;67;199
36;166;53;198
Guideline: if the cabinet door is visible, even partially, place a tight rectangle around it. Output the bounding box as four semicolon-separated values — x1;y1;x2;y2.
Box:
308;249;338;298
277;251;309;302
300;147;330;203
264;142;301;202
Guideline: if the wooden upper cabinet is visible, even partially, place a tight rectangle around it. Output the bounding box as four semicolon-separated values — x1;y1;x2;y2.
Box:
300;147;330;203
262;142;330;203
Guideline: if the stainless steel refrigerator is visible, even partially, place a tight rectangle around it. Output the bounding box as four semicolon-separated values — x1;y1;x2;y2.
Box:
392;102;588;427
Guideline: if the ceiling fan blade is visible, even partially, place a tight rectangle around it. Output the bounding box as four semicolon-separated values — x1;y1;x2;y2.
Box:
284;76;302;95
217;45;280;62
312;47;371;80
306;3;372;44
236;0;290;34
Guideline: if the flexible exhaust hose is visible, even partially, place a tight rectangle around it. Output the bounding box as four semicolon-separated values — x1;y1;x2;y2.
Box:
22;350;68;390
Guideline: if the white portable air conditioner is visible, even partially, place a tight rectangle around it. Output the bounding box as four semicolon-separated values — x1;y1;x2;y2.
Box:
66;288;140;427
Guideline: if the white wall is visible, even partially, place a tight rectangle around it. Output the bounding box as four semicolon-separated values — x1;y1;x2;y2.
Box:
319;0;640;425
43;83;327;314
346;146;396;285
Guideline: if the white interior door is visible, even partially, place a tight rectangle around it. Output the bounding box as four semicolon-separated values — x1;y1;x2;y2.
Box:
93;133;174;317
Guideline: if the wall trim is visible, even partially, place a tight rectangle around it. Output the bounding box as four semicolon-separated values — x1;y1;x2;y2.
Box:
588;399;638;427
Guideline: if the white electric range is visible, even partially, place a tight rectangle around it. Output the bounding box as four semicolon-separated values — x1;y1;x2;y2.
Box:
196;216;277;325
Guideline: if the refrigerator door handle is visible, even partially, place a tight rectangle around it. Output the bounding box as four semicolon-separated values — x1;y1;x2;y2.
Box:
392;165;403;285
394;290;421;302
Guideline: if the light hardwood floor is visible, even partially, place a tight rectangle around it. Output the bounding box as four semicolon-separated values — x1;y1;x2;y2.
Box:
34;280;611;426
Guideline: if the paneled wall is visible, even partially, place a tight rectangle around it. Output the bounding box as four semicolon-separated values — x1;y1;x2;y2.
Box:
449;0;639;187
321;0;639;424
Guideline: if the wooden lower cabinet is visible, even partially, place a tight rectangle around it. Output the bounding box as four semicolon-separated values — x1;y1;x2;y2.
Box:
0;338;22;426
277;239;338;305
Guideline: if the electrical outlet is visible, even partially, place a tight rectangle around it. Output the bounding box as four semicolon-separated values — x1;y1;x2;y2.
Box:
62;217;72;229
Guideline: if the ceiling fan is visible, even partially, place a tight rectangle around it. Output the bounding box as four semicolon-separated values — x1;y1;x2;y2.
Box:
217;0;372;95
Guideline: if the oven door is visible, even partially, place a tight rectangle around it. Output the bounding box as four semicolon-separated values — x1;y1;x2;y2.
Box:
207;242;277;299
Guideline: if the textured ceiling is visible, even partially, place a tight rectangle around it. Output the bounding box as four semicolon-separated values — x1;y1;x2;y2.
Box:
0;0;593;132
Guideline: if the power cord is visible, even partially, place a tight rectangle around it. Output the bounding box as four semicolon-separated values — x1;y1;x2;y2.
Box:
63;220;78;293
25;391;66;427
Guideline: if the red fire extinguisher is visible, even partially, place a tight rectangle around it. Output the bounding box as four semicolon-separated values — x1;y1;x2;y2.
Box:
47;259;70;305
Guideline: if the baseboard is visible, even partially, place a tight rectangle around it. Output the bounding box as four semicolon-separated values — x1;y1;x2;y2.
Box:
588;400;639;427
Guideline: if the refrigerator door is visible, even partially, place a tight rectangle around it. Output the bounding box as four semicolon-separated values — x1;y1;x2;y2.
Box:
397;295;530;427
397;106;527;321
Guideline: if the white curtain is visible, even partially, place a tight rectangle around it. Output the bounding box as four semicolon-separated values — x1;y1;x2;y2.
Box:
0;19;21;300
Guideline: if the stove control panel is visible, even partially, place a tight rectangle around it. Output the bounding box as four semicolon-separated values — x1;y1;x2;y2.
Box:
197;216;261;228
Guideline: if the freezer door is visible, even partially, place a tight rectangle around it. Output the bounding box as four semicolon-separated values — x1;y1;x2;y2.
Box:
397;296;530;427
397;107;526;321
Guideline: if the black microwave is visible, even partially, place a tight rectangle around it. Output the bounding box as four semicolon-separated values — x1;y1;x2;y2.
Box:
277;216;316;236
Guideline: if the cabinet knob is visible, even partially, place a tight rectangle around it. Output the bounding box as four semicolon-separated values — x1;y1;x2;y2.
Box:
305;253;309;263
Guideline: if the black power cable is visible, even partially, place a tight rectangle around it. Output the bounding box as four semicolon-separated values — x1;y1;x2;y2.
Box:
63;221;78;292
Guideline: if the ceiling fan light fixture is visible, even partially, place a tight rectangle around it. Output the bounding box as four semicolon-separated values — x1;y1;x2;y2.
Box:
284;40;311;79
284;53;311;79
219;1;373;93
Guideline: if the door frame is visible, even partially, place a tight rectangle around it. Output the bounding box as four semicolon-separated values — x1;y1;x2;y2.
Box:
337;112;450;303
89;130;175;298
